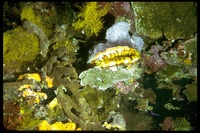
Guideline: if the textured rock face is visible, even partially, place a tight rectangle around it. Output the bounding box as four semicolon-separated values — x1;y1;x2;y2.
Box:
132;2;197;40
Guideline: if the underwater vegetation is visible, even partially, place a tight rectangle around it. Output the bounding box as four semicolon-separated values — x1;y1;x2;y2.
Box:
131;2;197;40
73;2;110;39
183;82;197;102
80;21;144;93
160;117;193;131
3;2;197;131
3;26;40;74
38;120;80;130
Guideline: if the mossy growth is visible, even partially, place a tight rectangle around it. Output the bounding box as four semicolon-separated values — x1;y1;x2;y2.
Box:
185;41;197;54
73;2;110;39
183;82;197;102
173;117;193;131
132;2;197;40
46;105;66;124
21;5;53;37
184;35;197;67
52;39;79;63
3;26;40;72
155;64;179;84
17;102;41;130
79;86;119;122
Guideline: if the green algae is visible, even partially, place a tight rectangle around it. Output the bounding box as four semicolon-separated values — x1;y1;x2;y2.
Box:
132;2;197;40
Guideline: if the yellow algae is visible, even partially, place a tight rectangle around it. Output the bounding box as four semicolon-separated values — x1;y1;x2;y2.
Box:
20;88;47;104
73;2;110;39
38;120;51;130
3;26;40;71
18;84;33;91
183;52;192;65
48;98;58;109
21;5;52;36
18;73;41;82
45;76;54;88
38;120;79;130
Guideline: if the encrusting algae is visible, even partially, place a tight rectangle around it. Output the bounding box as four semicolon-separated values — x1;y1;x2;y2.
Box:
38;120;81;130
